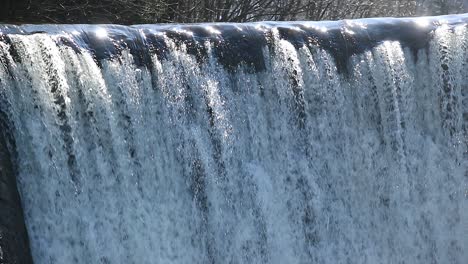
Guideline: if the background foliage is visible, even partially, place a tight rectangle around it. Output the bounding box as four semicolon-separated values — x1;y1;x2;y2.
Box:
0;0;467;24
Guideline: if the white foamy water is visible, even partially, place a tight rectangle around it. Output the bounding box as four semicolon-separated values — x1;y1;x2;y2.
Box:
0;19;467;263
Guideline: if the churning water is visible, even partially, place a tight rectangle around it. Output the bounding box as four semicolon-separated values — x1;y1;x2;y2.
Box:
0;15;467;263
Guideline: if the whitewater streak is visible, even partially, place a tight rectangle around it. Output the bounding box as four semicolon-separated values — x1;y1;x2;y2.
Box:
0;15;467;263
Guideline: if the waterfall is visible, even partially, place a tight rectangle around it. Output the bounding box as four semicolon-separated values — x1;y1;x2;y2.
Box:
0;15;467;264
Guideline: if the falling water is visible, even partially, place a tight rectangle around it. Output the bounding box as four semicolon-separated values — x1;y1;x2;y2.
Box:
0;15;467;263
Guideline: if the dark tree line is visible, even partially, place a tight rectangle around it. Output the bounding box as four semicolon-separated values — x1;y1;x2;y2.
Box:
0;0;466;24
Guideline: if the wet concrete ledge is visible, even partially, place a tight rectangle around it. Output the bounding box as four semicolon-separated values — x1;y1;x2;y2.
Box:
0;108;32;264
